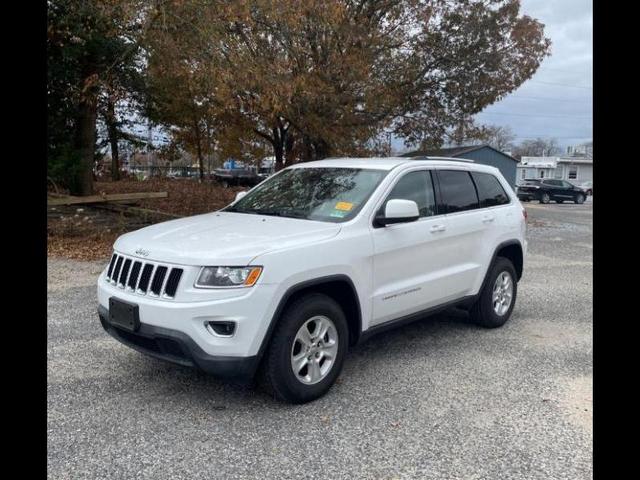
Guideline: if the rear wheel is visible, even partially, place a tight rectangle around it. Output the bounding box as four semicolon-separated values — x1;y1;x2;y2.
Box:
260;293;348;403
470;257;517;328
575;193;585;204
540;192;550;204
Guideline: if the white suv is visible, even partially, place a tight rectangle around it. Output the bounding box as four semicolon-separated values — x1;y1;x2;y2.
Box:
98;157;527;403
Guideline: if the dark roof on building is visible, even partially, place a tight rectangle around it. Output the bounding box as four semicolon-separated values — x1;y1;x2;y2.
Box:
401;144;518;163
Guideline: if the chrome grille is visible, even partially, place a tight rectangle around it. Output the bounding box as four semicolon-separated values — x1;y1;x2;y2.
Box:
105;253;184;299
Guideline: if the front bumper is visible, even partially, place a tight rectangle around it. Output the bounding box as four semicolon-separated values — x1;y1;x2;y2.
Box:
98;305;260;379
98;271;280;358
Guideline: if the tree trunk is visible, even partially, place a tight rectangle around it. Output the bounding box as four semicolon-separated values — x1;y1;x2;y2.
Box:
106;95;120;181
313;139;330;160
194;122;204;181
73;87;98;196
273;126;285;171
301;135;313;163
274;142;284;171
284;133;295;166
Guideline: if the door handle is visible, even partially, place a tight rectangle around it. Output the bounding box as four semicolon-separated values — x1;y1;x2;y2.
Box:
482;216;495;223
430;225;446;233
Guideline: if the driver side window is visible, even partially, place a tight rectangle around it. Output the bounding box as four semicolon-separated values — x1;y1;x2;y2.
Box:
384;170;436;218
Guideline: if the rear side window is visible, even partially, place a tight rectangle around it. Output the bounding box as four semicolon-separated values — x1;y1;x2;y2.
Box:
437;170;479;213
471;172;510;207
384;170;436;218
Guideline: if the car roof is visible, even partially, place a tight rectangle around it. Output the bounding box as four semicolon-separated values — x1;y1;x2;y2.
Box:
288;157;493;172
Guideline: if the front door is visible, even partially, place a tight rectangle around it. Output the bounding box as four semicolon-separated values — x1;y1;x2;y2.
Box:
371;169;453;325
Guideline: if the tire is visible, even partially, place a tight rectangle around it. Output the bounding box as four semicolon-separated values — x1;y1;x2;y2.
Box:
556;200;564;204
574;193;585;204
260;293;349;403
540;192;550;204
470;257;518;328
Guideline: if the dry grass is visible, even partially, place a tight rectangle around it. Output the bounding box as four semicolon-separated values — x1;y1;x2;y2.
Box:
48;178;242;261
94;177;242;216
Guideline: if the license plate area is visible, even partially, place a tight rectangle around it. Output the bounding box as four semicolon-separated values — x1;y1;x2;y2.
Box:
109;297;140;332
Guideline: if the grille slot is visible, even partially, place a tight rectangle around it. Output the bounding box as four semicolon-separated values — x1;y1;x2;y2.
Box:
106;253;184;299
127;261;142;290
150;266;168;295
106;254;117;280
137;264;154;293
119;259;132;286
112;256;124;284
163;268;183;298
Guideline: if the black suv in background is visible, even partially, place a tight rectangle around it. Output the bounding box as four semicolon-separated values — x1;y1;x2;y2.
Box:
517;179;586;204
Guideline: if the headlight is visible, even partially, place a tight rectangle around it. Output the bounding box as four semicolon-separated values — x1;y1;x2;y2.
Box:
195;266;263;288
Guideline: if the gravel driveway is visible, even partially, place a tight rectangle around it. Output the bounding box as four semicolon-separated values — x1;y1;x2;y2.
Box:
47;202;592;479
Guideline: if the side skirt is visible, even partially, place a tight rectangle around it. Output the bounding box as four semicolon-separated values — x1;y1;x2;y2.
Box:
358;295;477;345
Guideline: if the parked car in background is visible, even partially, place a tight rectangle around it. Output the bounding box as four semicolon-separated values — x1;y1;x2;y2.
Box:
578;181;593;196
516;179;586;204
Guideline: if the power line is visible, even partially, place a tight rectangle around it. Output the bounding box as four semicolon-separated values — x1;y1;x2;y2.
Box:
529;80;592;89
476;111;592;119
507;94;592;104
511;135;592;139
538;65;592;75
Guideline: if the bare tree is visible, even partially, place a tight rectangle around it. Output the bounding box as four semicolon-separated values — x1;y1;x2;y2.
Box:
511;138;561;159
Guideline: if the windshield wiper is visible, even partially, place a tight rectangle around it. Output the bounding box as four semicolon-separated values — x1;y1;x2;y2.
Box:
237;208;306;219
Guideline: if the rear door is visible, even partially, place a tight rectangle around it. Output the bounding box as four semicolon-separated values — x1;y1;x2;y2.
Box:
432;169;487;298
561;180;579;198
469;171;514;287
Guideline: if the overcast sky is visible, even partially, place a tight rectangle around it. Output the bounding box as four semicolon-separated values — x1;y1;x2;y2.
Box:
394;0;593;154
132;0;593;156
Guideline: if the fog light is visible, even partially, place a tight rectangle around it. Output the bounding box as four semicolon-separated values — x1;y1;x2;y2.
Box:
206;321;236;337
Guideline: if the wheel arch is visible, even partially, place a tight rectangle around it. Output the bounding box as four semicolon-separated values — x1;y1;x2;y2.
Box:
493;240;524;281
255;274;363;367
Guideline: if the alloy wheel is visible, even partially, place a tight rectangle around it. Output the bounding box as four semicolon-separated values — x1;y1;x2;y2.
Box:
492;271;513;316
290;316;338;385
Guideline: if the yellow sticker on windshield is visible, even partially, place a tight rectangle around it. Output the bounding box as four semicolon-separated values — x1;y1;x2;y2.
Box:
335;202;354;211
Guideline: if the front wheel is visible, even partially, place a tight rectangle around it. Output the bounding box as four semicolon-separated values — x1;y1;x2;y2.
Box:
470;257;518;328
575;193;585;204
260;293;348;403
540;192;550;204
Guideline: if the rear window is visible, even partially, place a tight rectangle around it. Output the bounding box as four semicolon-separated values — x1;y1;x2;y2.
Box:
437;170;479;213
471;172;510;207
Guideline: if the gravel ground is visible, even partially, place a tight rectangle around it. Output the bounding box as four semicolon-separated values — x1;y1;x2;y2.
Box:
47;201;592;479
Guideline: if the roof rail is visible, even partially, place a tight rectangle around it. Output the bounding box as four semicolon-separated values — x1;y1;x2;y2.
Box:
408;156;474;163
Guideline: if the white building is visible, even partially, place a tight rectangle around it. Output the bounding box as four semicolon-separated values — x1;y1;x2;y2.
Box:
517;156;593;184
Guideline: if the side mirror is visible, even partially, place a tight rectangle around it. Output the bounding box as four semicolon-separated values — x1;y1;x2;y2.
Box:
375;199;420;227
234;191;248;202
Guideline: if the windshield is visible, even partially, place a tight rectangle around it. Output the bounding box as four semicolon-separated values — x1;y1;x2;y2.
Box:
225;167;387;222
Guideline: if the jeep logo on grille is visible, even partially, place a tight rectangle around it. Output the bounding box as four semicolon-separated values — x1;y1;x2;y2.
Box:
135;248;150;257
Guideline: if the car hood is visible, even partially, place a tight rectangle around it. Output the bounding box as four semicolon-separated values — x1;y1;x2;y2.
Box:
113;211;341;266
